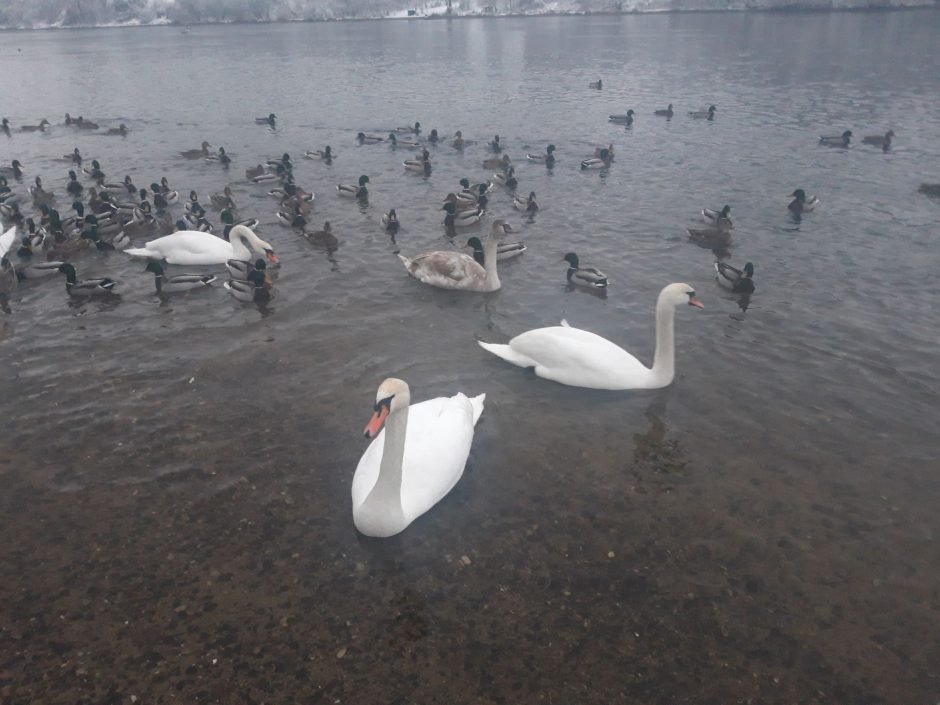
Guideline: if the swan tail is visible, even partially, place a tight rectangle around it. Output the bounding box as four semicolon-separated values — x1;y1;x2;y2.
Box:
397;254;414;271
478;341;537;369
469;393;486;425
124;247;159;259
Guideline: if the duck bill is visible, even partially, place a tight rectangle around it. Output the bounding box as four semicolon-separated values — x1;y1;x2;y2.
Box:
363;406;389;439
689;296;704;309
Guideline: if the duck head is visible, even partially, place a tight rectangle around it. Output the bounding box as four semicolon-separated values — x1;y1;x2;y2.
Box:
562;252;580;269
357;132;366;142
743;262;755;278
721;205;731;216
145;261;165;276
466;236;483;252
547;144;556;154
790;189;806;201
358;175;370;186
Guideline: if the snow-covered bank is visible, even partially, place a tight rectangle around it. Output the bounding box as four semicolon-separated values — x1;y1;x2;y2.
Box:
0;0;936;30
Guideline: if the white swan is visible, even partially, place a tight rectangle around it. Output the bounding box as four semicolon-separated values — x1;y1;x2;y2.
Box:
478;283;704;390
398;220;511;292
124;225;279;266
352;378;485;538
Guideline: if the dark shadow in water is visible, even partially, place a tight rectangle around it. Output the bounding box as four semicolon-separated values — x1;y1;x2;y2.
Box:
632;396;688;477
66;293;122;312
565;283;608;301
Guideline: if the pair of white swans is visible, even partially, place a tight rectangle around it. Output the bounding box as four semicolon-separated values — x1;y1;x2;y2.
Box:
354;283;703;537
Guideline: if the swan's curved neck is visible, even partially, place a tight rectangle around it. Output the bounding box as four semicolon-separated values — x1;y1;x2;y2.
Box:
482;231;500;290
650;298;677;386
361;399;411;529
229;225;266;261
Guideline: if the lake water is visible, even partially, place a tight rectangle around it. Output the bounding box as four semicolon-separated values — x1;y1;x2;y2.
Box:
1;11;938;703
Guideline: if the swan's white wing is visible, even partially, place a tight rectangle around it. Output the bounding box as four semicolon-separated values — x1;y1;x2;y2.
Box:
406;251;485;290
137;231;235;265
0;226;15;259
352;394;481;523
508;326;651;389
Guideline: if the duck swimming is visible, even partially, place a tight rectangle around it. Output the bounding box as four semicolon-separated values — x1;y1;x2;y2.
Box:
395;122;421;134
452;131;465;149
467;236;526;264
654;104;674;118
609;109;634;125
689;105;716;119
403;150;432;174
1;118;9;136
256;113;276;127
382;209;400;234
715;261;755;293
527;144;556;166
687;224;732;248
337;175;370;199
302;221;338;250
357;132;384;144
442;202;483;228
702;205;733;229
489;135;502;152
399;220;513;293
819;130;852;147
483;154;511;170
181;141;211;159
66;171;84;197
105;124;128;136
562;252;608;288
304;146;334;161
581;149;611;170
145;261;216;294
787;189;819;214
862;129;894;150
589;79;603;89
428;129;439;143
56;263;117;297
20;119;50;133
513;191;538;213
0;160;24;179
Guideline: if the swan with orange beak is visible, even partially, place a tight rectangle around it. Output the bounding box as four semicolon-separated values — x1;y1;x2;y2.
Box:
353;378;485;538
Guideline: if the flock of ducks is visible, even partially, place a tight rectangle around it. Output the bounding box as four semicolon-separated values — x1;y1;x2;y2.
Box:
1;93;934;538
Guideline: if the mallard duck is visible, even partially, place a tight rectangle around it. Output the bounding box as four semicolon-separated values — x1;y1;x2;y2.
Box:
66;171;84;197
210;186;236;210
245;164;267;179
581;149;611;170
1;119;10;136
589;79;602;89
819;130;852;147
788;189;819;214
403;150;432;173
595;144;615;159
702;205;733;228
444;192;477;212
492;166;516;188
527;144;556;165
83;160;106;182
862;130;894;149
304;146;334;161
303;221;338;250
29;177;54;206
449;131;464;149
105;124;128;136
687;225;732;247
400;220;513;292
562;252;608;288
255;113;277;127
181;142;211;159
715;261;755;293
483;154;511;170
102;175;135;196
918;183;940;197
609;109;634;125
56;263;116;296
395;122;421;134
224;265;272;303
1;160;24;179
427;129;439;143
206;147;231;165
357;132;384;144
489;135;502;152
63;148;83;165
20;119;50;133
443;202;483;228
277;208;306;229
145;261;216;294
337;175;369;198
225;257;270;280
689;105;716;119
13;239;62;280
513;191;538;213
654;104;674;118
76;118;99;130
382;209;400;233
467;236;526;264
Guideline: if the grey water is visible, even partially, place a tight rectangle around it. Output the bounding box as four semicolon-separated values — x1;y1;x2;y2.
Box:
0;11;938;704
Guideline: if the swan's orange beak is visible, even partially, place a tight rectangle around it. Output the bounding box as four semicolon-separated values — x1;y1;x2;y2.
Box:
364;406;389;439
265;249;280;266
689;296;704;309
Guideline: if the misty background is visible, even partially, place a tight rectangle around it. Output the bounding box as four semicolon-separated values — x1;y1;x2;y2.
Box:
0;0;936;29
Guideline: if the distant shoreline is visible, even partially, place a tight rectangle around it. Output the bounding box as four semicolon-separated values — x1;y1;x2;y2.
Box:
0;3;935;32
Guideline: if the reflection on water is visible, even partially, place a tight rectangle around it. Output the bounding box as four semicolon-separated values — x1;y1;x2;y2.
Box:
0;10;939;704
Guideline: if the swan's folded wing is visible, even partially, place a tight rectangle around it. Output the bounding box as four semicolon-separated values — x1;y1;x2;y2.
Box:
410;252;480;283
